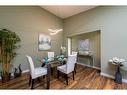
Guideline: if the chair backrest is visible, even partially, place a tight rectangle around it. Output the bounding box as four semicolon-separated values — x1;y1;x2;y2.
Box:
72;51;78;55
26;55;35;77
66;54;77;74
72;51;78;61
48;52;55;61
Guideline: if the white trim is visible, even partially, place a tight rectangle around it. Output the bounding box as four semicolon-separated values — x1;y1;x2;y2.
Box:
100;72;127;83
67;38;71;56
22;69;29;73
67;30;100;37
77;62;101;70
100;72;114;79
93;66;100;70
122;79;127;83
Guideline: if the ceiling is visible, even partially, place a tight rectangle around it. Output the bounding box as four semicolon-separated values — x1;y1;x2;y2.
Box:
41;6;97;19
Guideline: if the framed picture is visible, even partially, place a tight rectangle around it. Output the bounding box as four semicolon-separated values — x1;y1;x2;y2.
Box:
38;34;51;50
78;39;90;51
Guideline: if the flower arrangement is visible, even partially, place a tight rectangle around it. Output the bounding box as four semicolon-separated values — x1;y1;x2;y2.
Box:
43;57;49;64
61;46;66;55
57;55;65;62
54;55;65;61
109;57;126;66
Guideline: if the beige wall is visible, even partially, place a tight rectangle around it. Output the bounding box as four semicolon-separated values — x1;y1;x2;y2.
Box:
71;31;100;68
64;6;127;79
0;6;63;71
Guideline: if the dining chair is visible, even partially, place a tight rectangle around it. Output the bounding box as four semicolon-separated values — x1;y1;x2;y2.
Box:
72;51;78;55
72;51;78;74
57;54;77;85
26;55;50;89
48;52;55;61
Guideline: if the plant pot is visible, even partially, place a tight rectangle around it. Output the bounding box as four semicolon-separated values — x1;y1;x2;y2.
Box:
1;73;11;83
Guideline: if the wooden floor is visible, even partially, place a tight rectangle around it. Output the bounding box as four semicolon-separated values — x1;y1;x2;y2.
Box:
0;64;127;89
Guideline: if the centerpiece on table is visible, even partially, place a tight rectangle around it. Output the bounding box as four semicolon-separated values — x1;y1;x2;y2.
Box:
54;55;66;65
43;57;49;64
57;55;64;61
109;57;126;84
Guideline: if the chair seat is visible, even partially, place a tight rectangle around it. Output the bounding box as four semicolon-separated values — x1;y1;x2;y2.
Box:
33;67;47;79
57;64;67;74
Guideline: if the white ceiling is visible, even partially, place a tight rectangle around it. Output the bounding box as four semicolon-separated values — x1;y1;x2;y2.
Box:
41;6;97;19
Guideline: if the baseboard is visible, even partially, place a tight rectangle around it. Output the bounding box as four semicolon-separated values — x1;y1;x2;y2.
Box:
92;66;101;70
100;72;114;79
0;69;29;80
122;79;127;83
100;72;127;83
78;62;90;67
22;69;29;73
77;62;101;70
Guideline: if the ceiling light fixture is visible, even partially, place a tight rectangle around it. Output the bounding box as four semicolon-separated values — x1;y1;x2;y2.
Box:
48;28;63;35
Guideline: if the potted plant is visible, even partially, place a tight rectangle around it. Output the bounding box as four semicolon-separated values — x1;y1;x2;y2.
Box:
0;28;21;82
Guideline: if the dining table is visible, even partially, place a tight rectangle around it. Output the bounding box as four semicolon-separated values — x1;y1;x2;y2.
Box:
40;55;67;78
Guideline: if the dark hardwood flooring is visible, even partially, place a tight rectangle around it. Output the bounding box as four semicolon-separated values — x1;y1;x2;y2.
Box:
0;64;127;89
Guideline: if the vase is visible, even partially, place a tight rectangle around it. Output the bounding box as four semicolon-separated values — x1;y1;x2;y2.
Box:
115;65;122;84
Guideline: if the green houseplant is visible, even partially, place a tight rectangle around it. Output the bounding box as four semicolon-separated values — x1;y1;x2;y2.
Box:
0;28;21;82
